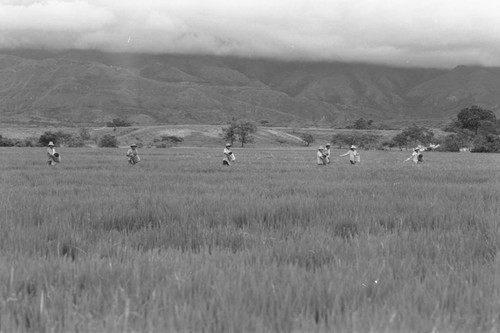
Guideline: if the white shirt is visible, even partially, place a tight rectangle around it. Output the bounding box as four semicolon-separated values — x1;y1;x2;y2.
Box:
224;148;234;162
340;149;358;161
317;150;326;164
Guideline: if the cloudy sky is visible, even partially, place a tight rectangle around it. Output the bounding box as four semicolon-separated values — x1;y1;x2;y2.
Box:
1;0;499;68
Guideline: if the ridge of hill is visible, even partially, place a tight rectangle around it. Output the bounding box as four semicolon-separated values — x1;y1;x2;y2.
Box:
1;50;500;127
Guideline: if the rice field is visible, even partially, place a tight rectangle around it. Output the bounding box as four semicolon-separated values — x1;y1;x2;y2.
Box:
0;147;499;333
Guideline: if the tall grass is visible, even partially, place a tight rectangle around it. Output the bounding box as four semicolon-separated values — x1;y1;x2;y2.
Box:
0;147;499;332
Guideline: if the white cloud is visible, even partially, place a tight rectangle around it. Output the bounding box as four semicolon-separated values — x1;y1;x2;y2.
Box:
1;0;500;67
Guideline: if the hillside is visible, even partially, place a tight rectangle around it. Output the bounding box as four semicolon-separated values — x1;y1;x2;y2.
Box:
1;50;500;126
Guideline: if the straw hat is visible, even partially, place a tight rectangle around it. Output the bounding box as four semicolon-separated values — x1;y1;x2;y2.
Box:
130;143;137;147
225;143;232;147
350;145;357;149
48;141;54;146
325;143;331;147
318;146;324;150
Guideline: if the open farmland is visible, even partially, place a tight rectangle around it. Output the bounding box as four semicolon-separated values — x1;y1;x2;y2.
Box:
0;147;499;333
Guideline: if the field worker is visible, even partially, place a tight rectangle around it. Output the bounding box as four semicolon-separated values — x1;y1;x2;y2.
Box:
223;143;235;166
46;141;60;166
339;145;360;165
324;144;331;164
126;143;140;165
405;146;424;164
317;146;327;165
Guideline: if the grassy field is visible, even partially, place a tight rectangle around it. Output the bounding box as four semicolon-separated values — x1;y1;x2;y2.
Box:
0;147;499;333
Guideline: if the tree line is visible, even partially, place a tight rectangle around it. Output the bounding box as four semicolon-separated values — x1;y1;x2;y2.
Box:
1;106;498;152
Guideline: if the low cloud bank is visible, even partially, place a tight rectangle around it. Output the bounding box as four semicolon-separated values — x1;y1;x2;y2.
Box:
1;0;499;68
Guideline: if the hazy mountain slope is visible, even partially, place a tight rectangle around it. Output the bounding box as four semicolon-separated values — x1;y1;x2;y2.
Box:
1;50;499;126
406;66;500;117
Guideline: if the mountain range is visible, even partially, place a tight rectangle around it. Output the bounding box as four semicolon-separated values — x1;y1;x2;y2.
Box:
1;49;500;127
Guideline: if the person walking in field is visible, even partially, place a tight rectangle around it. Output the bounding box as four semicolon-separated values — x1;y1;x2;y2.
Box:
126;143;140;165
324;144;331;164
46;141;60;166
317;146;327;165
339;145;360;165
223;143;235;166
405;146;424;164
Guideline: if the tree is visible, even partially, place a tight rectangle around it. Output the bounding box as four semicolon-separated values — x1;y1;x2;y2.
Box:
471;133;500;152
38;130;90;148
438;129;474;152
353;118;368;129
221;121;258;147
457;105;497;134
331;133;352;149
297;132;315;146
79;127;91;141
221;123;237;146
390;124;435;150
356;133;383;149
391;132;409;150
38;131;59;146
98;135;119;148
477;120;498;135
235;121;257;147
440;134;461;152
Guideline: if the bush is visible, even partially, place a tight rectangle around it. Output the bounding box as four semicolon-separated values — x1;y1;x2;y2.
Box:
23;137;39;147
106;118;132;127
98;135;119;148
66;137;86;148
0;135;16;147
38;131;74;146
439;134;461;152
471;134;500;153
79;127;91;141
379;140;397;150
38;131;59;146
153;135;183;148
390;125;435;150
331;132;382;149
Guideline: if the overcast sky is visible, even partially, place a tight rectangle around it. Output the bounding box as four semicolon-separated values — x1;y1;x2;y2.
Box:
1;0;499;68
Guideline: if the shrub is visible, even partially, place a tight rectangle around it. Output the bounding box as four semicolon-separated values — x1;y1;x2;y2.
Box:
79;127;91;141
439;134;461;152
66;137;86;148
38;131;59;146
23;137;39;147
471;134;500;153
332;132;382;149
38;131;74;146
106;118;132;127
98;135;119;148
153;135;183;148
390;125;435;150
0;135;16;147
